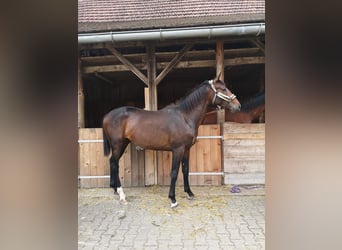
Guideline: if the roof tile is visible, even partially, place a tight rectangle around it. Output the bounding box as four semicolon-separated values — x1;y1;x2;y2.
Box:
78;0;265;32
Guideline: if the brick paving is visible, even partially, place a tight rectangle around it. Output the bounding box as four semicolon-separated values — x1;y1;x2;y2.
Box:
78;185;265;250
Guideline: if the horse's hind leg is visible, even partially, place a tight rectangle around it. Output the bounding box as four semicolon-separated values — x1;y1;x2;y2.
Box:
182;149;194;199
109;155;118;190
168;147;184;208
109;139;129;203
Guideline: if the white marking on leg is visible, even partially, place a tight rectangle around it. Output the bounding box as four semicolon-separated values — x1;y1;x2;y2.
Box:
170;201;178;208
117;187;126;203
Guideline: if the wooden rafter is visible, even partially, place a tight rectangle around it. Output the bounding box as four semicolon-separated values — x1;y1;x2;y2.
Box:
155;44;193;85
105;45;148;86
250;39;265;54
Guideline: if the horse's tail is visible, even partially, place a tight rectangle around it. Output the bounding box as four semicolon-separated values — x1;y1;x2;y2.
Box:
103;129;111;156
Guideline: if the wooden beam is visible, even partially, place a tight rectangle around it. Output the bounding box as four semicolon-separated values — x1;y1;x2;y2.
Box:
82;56;265;73
216;40;225;81
105;45;148;86
155;44;193;85
82;64;138;74
146;45;157;111
145;44;158;186
94;72;114;85
81;47;261;65
78;58;85;128
216;40;225;123
250;39;265;54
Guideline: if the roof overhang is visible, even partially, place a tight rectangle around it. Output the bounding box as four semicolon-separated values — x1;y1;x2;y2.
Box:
78;23;265;45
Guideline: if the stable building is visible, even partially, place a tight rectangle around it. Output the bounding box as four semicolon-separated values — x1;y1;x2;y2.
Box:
78;0;265;187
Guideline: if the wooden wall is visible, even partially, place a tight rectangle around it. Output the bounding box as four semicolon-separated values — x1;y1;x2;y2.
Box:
157;125;222;186
222;122;265;184
79;123;265;188
78;125;222;188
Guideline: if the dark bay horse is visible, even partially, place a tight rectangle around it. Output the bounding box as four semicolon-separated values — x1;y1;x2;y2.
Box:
202;93;265;124
102;78;241;208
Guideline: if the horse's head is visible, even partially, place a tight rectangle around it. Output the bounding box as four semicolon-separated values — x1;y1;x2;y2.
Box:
208;78;241;112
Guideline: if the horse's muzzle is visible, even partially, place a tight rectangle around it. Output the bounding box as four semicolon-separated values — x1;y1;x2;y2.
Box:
228;103;241;113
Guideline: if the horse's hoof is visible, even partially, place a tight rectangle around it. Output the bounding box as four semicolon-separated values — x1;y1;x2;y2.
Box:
120;200;128;205
170;201;178;208
187;195;195;200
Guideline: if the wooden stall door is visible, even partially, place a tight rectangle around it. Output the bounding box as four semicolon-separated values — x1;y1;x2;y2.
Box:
157;124;222;186
79;128;109;188
223;123;265;184
78;128;145;188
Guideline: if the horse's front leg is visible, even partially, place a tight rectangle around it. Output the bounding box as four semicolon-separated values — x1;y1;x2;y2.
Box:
182;149;194;199
168;148;184;208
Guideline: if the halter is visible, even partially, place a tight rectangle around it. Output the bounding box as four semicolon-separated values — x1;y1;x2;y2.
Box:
208;80;236;107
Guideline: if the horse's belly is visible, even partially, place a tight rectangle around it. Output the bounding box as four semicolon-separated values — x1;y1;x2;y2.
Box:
128;129;193;151
125;112;194;150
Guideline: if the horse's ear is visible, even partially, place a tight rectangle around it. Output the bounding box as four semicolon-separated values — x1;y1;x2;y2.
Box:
215;72;222;82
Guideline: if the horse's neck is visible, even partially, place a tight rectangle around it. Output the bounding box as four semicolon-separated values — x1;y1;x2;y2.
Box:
182;91;212;129
187;100;211;128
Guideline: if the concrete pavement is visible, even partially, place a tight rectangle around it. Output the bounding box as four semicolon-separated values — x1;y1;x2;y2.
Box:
78;185;265;249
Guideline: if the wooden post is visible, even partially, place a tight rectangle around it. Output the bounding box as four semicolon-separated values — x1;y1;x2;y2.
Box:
216;40;225;123
144;44;158;185
146;45;158;111
78;57;85;128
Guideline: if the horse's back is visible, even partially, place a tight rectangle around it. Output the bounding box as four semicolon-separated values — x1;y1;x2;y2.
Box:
102;106;139;138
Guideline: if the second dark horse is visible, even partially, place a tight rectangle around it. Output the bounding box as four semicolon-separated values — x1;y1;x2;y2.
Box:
102;77;241;208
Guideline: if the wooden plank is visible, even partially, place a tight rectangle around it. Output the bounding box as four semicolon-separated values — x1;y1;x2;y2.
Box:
79;129;91;187
189;144;198;185
89;128;99;188
223;122;265;134
144;150;156;186
210;125;222;185
195;126;206;185
89;129;98;187
131;144;140;187
223;133;265;140
224;159;265;173
137;149;145;186
224;139;265;146
122;144;132;187
130;144;145;187
96;129;105;187
224;145;264;157
157;151;164;185
224;173;265;185
202;125;213;185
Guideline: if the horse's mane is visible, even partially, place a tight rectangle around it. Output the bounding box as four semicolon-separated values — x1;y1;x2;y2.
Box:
241;92;265;112
175;80;209;113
